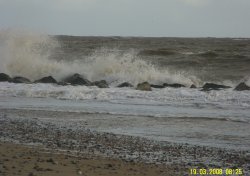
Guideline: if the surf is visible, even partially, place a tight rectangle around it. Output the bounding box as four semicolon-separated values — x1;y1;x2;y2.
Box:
0;29;199;86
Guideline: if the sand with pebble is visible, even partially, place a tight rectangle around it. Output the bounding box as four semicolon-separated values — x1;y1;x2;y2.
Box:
0;109;250;175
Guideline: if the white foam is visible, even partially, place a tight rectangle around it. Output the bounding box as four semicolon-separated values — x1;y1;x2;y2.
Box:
246;77;250;86
0;82;249;121
79;50;201;86
0;29;63;80
0;29;199;86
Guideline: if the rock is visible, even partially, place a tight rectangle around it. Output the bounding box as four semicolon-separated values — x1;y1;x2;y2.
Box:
93;80;109;88
201;83;231;91
136;82;152;91
0;73;11;82
78;170;83;175
106;163;113;168
63;73;91;86
46;158;58;165
71;160;77;164
35;76;57;84
234;82;250;91
45;168;53;171
190;84;197;88
150;84;164;88
117;82;133;88
245;153;250;161
163;83;185;88
28;172;35;176
12;76;31;83
46;158;54;163
33;165;44;171
57;82;70;86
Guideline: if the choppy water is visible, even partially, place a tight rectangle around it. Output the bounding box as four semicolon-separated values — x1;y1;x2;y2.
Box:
1;30;250;86
54;35;250;84
0;30;250;150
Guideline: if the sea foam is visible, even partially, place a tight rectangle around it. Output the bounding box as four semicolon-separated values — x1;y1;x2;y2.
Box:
0;82;250;122
0;29;199;86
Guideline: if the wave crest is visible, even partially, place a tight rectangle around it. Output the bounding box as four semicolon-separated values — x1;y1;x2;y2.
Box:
0;29;62;80
0;30;199;86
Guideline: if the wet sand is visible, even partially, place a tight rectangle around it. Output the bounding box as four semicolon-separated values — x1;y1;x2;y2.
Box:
0;142;179;176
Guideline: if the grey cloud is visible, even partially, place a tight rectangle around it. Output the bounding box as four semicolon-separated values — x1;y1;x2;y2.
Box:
0;0;250;37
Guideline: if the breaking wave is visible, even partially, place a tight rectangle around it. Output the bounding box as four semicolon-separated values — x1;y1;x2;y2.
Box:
0;30;199;86
0;29;62;80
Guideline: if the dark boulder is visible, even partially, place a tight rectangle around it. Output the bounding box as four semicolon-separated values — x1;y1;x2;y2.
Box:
136;82;152;91
93;80;109;88
63;74;91;86
117;82;133;88
35;76;57;84
190;84;197;88
163;83;185;88
150;84;165;88
201;83;231;91
57;82;70;86
234;82;250;91
0;73;11;82
12;76;31;83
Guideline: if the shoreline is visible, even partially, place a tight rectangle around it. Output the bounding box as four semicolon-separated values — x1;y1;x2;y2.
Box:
0;110;250;175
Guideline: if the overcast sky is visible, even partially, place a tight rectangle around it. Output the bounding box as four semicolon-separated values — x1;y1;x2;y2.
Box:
0;0;250;37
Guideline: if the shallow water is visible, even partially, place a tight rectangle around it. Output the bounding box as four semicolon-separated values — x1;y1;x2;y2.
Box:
0;93;250;150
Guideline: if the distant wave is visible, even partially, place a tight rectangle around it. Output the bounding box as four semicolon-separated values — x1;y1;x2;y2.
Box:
197;51;219;57
232;54;248;59
232;38;250;41
139;48;178;56
139;49;222;58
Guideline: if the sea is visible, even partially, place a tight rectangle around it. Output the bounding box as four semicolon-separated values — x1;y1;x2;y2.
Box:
0;30;250;150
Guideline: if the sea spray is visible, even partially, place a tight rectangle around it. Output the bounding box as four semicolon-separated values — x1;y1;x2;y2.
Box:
0;29;199;85
78;49;200;86
0;29;64;80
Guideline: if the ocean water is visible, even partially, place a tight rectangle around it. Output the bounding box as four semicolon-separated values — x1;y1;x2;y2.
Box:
0;30;250;150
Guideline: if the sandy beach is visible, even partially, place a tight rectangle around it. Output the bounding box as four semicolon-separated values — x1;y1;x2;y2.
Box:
0;142;178;176
1;108;250;175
